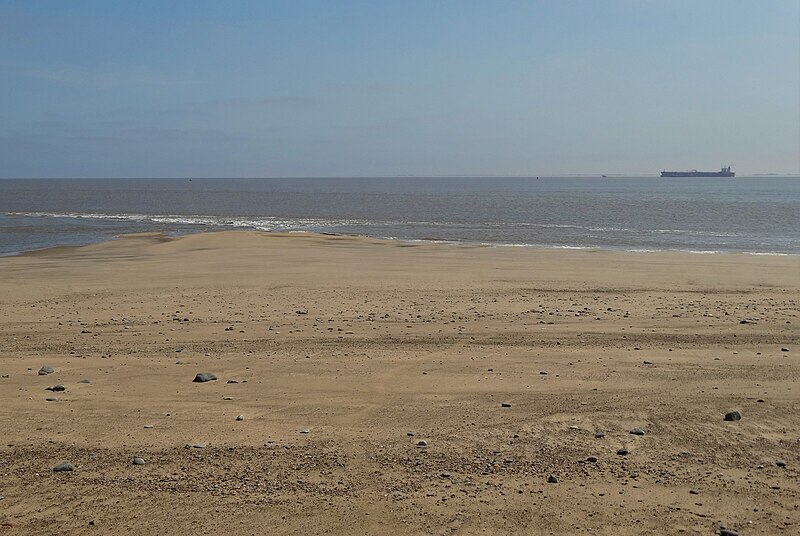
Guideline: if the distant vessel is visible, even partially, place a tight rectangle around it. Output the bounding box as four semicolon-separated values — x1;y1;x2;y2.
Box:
661;166;734;178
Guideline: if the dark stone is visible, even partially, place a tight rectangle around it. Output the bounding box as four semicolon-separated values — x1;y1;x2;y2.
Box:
45;397;58;402
417;440;428;447
724;411;741;421
501;403;512;408
781;347;789;352
776;459;786;467
585;456;598;463
46;384;65;392
719;529;739;536
594;432;605;439
547;475;558;483
53;462;74;472
78;379;91;384
193;373;217;383
38;366;54;375
617;448;629;456
689;489;700;495
629;428;645;436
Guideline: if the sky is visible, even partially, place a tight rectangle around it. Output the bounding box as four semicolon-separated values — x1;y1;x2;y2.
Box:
1;0;798;177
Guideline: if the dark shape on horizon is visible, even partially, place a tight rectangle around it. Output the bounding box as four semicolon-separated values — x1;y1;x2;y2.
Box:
661;166;735;178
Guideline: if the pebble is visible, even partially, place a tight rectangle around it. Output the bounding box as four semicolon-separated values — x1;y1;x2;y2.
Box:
143;424;154;429
724;411;741;421
689;489;700;495
53;462;74;472
719;529;739;536
417;440;428;447
501;403;512;408
585;456;598;463
46;384;66;392
547;475;558;483
78;379;91;384
781;347;789;352
642;360;653;365
193;443;206;449
594;432;605;439
776;459;786;467
193;373;217;383
222;396;233;400
45;397;58;402
235;415;244;421
132;457;145;465
38;366;54;375
629;428;645;436
617;448;629;456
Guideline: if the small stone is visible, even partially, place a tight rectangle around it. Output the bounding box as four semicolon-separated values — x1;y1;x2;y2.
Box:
719;529;739;536
594;432;605;439
440;472;451;478
46;384;66;392
629;428;645;436
724;411;741;421
585;456;598;463
226;380;239;384
642;360;653;365
222;396;233;400
45;397;58;402
776;459;786;467
406;432;415;436
417;440;428;447
501;403;512;408
781;347;789;352
617;448;629;456
235;415;244;421
38;366;54;375
193;373;217;383
547;475;558;483
539;371;548;375
143;424;154;429
78;379;91;384
689;489;700;495
192;443;206;449
132;457;145;465
53;462;74;472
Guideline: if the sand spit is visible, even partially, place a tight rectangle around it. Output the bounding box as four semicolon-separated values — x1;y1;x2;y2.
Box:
0;231;797;534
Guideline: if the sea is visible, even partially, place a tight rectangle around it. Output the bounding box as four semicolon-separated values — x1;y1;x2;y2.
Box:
0;176;798;256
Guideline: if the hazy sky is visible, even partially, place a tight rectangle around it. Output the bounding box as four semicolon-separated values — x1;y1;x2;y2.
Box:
1;0;798;177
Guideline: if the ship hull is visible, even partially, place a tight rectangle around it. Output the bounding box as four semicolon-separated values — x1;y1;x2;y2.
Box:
661;171;735;177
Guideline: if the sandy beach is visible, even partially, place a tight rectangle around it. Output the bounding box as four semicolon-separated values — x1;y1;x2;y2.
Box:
0;230;797;535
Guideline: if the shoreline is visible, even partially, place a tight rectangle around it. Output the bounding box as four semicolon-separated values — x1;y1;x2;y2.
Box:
3;226;798;259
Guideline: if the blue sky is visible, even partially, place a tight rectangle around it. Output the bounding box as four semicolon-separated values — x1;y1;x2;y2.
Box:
1;0;798;177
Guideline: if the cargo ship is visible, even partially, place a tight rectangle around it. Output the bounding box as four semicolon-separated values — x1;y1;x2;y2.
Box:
661;166;734;177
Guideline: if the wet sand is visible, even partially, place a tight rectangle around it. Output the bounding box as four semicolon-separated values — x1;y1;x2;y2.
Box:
0;231;797;535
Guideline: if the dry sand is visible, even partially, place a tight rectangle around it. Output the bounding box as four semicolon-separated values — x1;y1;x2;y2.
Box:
0;230;797;535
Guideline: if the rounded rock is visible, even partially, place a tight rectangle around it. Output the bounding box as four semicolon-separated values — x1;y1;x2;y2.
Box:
53;462;75;472
132;457;145;465
629;428;645;436
547;475;558;483
38;366;54;375
193;373;218;383
724;411;741;422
